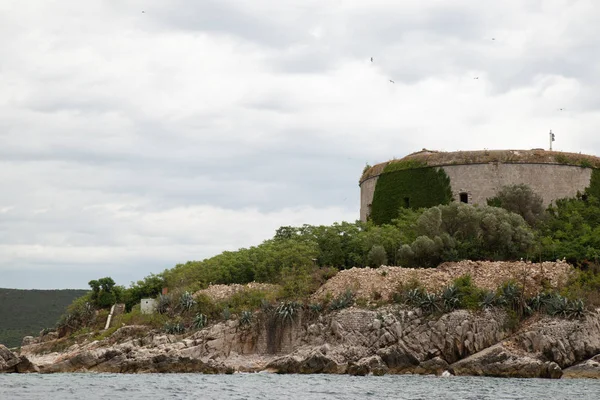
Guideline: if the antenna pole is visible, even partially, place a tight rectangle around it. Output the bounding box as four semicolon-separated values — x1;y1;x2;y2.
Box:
549;130;555;151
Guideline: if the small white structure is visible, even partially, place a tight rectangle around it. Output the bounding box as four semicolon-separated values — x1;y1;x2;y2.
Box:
141;298;157;314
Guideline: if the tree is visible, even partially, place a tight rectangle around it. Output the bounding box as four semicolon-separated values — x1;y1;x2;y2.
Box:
398;203;535;267
88;277;117;308
367;244;388;267
487;184;544;226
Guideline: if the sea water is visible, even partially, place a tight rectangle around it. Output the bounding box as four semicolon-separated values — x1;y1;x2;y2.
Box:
1;373;599;400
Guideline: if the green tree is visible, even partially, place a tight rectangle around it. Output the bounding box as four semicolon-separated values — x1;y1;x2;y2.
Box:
487;184;545;226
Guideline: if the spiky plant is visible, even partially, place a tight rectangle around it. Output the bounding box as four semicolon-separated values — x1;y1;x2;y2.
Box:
545;294;570;317
221;307;231;321
567;299;585;319
179;291;196;312
193;313;207;329
441;285;459;311
164;321;185;334
405;288;424;307
157;294;172;314
239;311;252;326
328;290;355;311
276;301;301;325
479;292;497;310
419;292;440;313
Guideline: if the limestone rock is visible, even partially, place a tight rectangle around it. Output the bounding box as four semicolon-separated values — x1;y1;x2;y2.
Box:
0;345;21;373
563;354;600;379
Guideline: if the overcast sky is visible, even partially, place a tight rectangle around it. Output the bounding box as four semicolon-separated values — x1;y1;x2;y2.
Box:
2;0;600;289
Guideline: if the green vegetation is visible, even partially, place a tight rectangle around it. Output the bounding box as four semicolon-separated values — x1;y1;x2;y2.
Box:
487;184;545;226
370;164;452;225
0;289;87;348
397;203;535;267
47;182;600;343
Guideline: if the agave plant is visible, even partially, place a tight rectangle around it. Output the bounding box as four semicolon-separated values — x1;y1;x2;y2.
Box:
567;299;585;319
179;291;196;312
441;285;459;311
405;288;424;307
239;311;252;326
479;292;497;310
276;301;301;325
193;313;207;329
545;294;570;317
419;292;440;313
164;321;186;334
499;282;524;313
222;307;231;321
328;290;355;311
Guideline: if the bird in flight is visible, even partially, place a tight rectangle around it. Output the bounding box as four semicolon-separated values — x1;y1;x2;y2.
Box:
142;11;145;13
558;108;565;111
371;57;373;62
474;77;479;79
389;79;395;84
492;38;495;40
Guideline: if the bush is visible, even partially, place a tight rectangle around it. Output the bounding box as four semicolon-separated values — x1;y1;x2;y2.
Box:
193;313;207;329
487;184;545;226
400;203;535;267
367;245;388;267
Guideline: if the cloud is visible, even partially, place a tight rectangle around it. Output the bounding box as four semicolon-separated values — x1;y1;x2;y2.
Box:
2;0;600;288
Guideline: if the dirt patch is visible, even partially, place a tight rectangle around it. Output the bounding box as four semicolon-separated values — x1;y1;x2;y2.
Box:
194;282;281;302
312;260;573;302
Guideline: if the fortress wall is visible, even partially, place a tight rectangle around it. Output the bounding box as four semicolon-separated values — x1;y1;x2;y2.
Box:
359;176;378;222
441;163;592;206
359;163;593;222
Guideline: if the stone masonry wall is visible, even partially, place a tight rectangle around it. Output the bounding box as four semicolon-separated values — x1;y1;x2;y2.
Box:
359;163;592;222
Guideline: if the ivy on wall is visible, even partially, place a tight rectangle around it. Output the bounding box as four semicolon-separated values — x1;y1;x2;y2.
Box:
370;164;453;225
585;169;600;199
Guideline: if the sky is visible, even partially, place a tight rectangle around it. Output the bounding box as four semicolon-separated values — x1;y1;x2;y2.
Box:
2;0;600;289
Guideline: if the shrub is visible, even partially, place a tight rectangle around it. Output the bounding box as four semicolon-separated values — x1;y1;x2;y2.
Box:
157;294;172;314
487;184;545;226
367;245;388;267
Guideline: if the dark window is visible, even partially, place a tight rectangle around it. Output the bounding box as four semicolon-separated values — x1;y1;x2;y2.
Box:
404;197;410;208
460;192;468;203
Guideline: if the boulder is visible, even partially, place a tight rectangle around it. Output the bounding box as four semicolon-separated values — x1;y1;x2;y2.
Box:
562;354;600;379
0;345;21;373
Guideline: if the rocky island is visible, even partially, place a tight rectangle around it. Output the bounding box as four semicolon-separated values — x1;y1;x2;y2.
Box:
3;260;600;379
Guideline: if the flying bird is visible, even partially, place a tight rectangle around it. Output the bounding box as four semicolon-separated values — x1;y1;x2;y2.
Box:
371;57;373;62
558;108;565;111
389;79;395;83
474;77;479;79
492;38;495;40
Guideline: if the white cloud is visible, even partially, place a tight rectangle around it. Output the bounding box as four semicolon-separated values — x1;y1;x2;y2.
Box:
2;0;600;288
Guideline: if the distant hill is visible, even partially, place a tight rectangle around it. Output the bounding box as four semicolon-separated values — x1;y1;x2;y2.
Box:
0;288;88;348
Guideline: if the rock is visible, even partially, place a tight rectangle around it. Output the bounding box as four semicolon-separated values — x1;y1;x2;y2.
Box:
0;345;21;373
348;355;388;376
414;357;450;375
450;344;563;379
22;336;37;347
563;354;600;379
265;350;342;374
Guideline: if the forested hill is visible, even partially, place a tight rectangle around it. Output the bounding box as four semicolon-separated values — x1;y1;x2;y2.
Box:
0;288;88;348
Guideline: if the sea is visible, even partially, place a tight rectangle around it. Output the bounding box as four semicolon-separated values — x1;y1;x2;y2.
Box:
1;373;599;399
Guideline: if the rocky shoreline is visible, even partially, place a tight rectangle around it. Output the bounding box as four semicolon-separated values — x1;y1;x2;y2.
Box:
3;305;600;378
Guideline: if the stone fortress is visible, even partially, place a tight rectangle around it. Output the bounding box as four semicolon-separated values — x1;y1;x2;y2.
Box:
360;149;600;223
